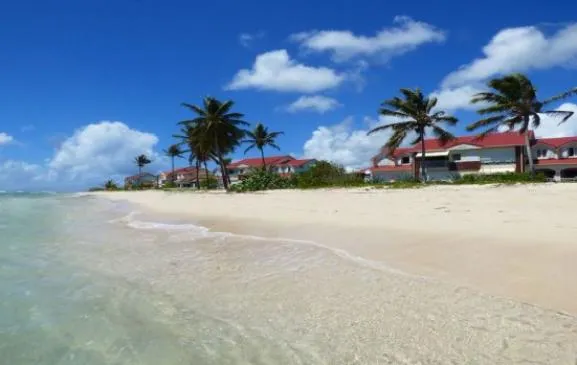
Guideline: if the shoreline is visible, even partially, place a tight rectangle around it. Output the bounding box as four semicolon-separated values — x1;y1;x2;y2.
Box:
91;184;577;314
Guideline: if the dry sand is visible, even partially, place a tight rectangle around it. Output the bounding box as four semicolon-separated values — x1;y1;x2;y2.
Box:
94;184;577;315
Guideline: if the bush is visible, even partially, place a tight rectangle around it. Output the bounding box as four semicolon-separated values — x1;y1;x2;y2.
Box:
294;161;365;188
453;172;547;184
200;176;219;189
230;169;295;192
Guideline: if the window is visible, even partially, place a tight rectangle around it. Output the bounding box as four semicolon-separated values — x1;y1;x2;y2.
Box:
401;156;410;164
452;154;461;161
568;147;575;157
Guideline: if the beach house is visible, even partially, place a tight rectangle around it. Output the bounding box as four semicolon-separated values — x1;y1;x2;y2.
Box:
124;173;158;189
158;167;210;188
226;155;316;184
365;131;577;182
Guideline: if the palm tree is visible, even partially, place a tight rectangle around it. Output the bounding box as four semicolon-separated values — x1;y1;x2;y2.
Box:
163;144;184;184
174;125;215;189
467;73;577;174
243;123;284;169
104;180;117;190
134;154;152;176
180;97;248;190
367;88;458;182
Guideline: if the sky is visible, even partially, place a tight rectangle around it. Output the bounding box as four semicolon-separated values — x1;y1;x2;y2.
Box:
1;0;577;191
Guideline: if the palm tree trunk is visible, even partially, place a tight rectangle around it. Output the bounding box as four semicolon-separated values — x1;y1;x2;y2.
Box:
204;161;210;189
260;148;266;170
217;152;229;190
420;129;427;183
524;131;534;176
195;160;201;189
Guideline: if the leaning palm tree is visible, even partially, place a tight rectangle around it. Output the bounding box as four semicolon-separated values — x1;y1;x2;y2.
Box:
180;97;248;190
367;88;458;182
163;144;184;184
467;73;577;174
174;124;216;189
243;123;284;169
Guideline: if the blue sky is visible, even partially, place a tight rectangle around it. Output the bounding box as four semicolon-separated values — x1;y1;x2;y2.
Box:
1;0;577;190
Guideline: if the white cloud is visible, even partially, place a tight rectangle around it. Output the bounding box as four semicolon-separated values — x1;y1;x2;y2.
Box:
291;16;445;62
0;121;168;191
302;116;392;168
430;85;485;111
0;132;14;145
239;31;264;47
286;95;341;114
226;49;345;93
534;103;577;137
442;23;577;87
48;121;165;182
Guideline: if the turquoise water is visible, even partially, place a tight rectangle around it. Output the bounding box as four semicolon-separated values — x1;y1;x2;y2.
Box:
2;193;577;364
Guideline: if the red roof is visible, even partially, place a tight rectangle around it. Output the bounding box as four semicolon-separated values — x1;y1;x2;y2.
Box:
534;137;577;148
284;159;315;167
163;167;207;178
228;155;294;168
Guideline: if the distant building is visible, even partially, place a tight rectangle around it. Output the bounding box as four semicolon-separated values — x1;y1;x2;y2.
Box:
226;155;316;184
364;131;577;182
124;173;158;189
158;167;211;188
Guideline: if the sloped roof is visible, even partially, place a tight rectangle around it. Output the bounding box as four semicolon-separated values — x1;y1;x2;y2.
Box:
228;155;295;168
284;159;315;167
535;136;577;148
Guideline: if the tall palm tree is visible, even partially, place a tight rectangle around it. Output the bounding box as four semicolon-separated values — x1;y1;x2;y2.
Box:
243;123;284;169
467;73;577;174
174;125;215;189
367;88;458;182
134;154;152;176
163;144;184;183
180;97;248;190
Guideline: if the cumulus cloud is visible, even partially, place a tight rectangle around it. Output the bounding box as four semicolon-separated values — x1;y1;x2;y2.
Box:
291;16;445;62
238;31;265;47
48;121;165;182
286;95;341;114
0;121;168;191
0;132;14;145
442;23;577;87
430;85;485;111
226;49;345;93
302;116;392;169
534;103;577;137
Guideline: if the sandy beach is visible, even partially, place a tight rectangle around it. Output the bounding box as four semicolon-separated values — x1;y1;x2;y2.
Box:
94;184;577;315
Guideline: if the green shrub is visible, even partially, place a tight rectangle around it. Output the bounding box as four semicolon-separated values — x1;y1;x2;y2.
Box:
454;172;547;184
231;169;295;192
200;176;219;189
294;160;365;188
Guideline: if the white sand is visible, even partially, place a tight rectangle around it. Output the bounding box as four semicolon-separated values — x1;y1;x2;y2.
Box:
93;184;577;314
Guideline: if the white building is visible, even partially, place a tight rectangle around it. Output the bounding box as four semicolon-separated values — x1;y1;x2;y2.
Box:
365;132;577;182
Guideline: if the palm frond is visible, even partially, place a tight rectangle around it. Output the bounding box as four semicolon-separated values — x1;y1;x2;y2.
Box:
466;115;507;132
543;87;577;105
431;126;455;145
541;110;575;123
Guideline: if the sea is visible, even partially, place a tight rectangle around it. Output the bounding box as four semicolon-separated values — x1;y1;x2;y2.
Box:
1;192;577;365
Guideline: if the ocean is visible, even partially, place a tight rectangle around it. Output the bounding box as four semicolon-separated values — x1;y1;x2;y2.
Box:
1;193;577;364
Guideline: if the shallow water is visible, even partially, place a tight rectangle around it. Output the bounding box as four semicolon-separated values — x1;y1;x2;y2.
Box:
1;193;577;364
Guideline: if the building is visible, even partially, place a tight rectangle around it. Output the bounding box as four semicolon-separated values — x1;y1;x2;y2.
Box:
158;167;210;188
365;131;577;182
227;155;317;184
124;173;158;189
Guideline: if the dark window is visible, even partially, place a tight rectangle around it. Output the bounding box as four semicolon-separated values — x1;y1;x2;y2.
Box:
568;148;575;157
452;154;461;161
401;156;410;164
